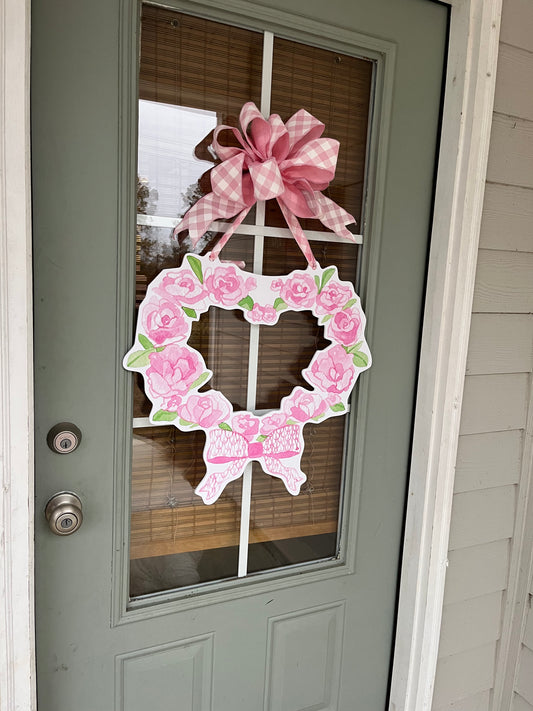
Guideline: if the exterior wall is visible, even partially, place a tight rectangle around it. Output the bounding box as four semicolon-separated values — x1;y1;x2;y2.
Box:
431;0;533;709
513;564;533;710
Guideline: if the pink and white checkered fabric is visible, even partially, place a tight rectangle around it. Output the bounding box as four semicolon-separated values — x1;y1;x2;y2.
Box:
174;101;357;267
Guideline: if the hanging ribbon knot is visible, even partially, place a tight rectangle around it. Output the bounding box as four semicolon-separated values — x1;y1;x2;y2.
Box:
174;102;357;268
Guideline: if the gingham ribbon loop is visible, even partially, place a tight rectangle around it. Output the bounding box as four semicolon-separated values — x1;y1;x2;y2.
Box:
249;158;285;201
174;101;357;267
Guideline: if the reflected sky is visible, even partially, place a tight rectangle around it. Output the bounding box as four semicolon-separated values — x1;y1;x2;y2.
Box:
138;100;217;218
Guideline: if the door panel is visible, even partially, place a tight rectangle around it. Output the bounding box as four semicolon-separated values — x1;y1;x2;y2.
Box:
32;0;448;708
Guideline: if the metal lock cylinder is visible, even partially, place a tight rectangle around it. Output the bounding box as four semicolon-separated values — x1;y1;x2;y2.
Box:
45;492;83;535
47;423;82;454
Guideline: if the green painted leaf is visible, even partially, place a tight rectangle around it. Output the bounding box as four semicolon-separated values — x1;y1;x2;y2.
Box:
320;267;335;291
138;333;154;350
344;343;361;354
314;275;321;291
352;351;369;368
178;417;194;427
330;402;346;412
153;410;178;422
155;346;165;352
256;434;268;442
343;298;358;310
126;350;151;368
189;371;211;390
238;295;254;311
286;419;297;425
320;314;333;324
182;306;197;319
219;422;232;431
187;254;204;284
311;413;325;421
273;297;287;311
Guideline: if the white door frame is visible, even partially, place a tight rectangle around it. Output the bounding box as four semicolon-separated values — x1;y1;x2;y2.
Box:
0;0;502;709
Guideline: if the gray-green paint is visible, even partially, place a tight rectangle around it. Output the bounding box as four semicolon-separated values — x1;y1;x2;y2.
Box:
32;0;448;708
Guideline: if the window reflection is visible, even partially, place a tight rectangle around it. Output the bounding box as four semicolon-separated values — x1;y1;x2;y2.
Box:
138;101;217;219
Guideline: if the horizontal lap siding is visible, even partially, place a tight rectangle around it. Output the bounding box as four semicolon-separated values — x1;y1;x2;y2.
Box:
514;576;533;705
473;251;533;313
466;315;533;375
454;431;522;492
434;690;491;711
516;647;533;705
432;0;533;706
486;115;533;188
513;695;533;711
433;644;497;707
480;184;533;253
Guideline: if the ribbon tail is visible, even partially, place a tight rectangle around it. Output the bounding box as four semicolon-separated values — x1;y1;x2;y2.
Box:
210;206;252;261
278;200;317;269
174;193;245;247
262;456;307;496
314;193;357;241
195;460;248;505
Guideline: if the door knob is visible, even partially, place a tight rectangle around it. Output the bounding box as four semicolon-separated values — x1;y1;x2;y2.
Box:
45;492;83;535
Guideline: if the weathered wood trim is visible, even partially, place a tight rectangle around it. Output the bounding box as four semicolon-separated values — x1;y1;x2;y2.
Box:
0;0;35;709
389;0;503;708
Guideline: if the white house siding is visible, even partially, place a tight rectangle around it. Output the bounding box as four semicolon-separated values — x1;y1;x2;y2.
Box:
431;0;533;709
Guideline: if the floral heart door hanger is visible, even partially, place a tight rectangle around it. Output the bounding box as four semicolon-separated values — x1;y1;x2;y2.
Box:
124;102;371;504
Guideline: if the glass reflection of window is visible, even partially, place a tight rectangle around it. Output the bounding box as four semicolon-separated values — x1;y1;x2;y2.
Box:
130;4;373;598
138;102;216;219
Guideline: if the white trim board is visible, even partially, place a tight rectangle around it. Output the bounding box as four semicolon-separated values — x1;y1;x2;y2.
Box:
389;0;503;708
0;0;35;710
0;1;502;710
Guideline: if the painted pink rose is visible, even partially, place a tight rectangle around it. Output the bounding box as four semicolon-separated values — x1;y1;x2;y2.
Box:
325;307;361;346
315;280;354;315
165;395;183;412
178;391;231;428
204;265;257;306
279;273;317;309
304;345;355;394
156;270;207;306
282;388;329;422
146;344;204;399
260;412;287;435
232;412;260;437
248;304;277;324
141;298;189;345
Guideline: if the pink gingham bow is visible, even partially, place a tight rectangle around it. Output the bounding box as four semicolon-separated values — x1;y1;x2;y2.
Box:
174;102;357;268
196;424;306;505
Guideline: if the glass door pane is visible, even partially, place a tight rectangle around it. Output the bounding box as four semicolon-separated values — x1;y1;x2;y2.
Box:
129;4;373;598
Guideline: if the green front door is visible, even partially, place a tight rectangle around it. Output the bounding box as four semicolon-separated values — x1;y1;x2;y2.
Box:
32;0;448;708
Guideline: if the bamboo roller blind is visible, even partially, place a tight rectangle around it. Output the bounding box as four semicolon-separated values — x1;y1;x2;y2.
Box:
131;5;372;562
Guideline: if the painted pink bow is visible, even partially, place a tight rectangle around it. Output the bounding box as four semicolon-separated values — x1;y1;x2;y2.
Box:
174;102;357;268
195;424;306;505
